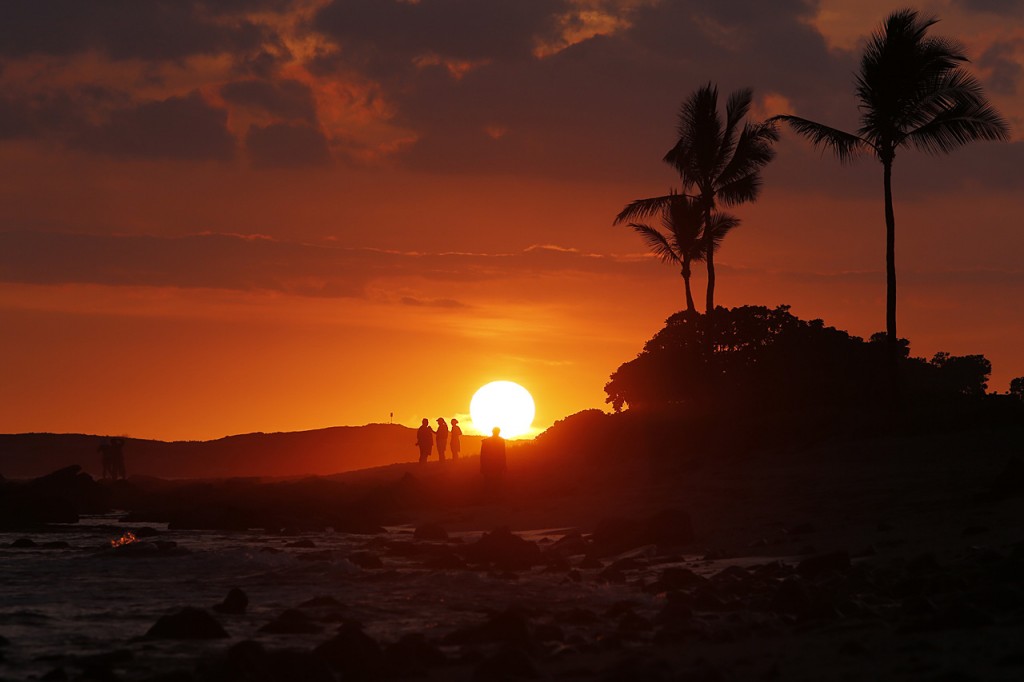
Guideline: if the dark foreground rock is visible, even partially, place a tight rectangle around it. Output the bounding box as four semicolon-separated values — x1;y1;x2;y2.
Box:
212;587;248;614
145;607;228;640
463;527;543;570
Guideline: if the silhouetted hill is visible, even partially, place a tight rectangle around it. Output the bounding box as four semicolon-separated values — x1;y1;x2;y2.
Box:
0;424;484;479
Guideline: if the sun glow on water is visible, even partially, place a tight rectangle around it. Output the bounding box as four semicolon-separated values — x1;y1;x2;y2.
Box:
469;381;535;438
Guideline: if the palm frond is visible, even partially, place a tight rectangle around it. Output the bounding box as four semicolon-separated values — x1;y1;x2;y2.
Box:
771;114;870;163
614;194;678;225
905;98;1010;154
628;223;681;265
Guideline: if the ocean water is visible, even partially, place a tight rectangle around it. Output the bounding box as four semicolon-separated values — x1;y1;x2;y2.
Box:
0;515;665;679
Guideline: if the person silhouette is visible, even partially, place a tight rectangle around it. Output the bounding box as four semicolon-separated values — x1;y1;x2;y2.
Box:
450;418;462;460
416;418;434;463
110;437;126;479
98;437;127;480
479;426;507;480
435;418;449;462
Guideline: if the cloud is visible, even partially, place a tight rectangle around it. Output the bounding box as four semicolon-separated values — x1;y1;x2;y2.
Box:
979;39;1024;95
0;0;280;61
952;0;1024;14
221;78;318;123
75;91;235;160
399;296;469;308
313;0;568;65
0;231;658;297
244;122;331;167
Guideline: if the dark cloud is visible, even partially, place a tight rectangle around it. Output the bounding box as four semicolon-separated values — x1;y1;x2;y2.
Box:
313;0;567;65
75;91;235;161
221;79;318;123
980;39;1024;95
400;296;469;308
0;231;655;296
952;0;1024;14
245;122;331;168
0;1;281;61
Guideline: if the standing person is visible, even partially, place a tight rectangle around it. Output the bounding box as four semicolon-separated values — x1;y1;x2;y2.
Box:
435;418;449;462
449;418;462;460
479;426;507;481
416;418;434;463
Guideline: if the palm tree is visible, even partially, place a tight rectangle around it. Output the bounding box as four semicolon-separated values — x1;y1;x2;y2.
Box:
771;9;1009;348
628;194;740;314
615;83;777;322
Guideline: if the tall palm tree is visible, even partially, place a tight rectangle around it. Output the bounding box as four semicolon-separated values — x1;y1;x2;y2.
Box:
771;9;1009;348
615;83;777;322
628;194;740;314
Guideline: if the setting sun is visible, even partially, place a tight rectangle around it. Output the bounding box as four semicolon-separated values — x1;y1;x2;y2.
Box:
469;381;536;438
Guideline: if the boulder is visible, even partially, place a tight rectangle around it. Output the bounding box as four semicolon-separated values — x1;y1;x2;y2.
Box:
145;607;228;639
463;527;542;571
260;609;322;634
314;623;386;678
213;588;249;614
444;609;534;648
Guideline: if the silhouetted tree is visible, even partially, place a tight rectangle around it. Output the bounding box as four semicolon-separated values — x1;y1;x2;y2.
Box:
929;352;991;396
772;9;1009;350
1010;377;1024;400
615;84;777;324
605;305;992;415
627;194;739;314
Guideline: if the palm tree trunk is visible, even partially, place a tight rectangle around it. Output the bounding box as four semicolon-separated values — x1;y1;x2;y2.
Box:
883;157;901;403
682;259;696;313
703;204;716;358
883;159;897;343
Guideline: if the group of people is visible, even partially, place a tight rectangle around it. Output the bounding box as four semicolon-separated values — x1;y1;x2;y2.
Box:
416;417;462;463
416;418;507;480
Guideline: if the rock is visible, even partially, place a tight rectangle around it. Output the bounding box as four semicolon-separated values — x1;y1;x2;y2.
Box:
40;541;70;549
133;527;161;538
212;587;248;614
299;595;344;609
797;550;851;579
656;592;694;626
259;608;322;634
349;551;384;569
445;609;534;648
770;577;812;615
41;668;68;681
225;640;334;682
659;567;706;591
472;647;540;681
601;656;674;682
463;527;542;571
10;537;36;548
145;607;228;639
314;623;386;678
383;633;447;675
413;523;449;541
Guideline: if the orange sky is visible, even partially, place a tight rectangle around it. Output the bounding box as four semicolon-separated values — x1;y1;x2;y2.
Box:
1;0;1022;440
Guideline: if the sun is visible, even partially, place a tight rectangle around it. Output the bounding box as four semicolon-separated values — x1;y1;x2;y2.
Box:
469;381;536;438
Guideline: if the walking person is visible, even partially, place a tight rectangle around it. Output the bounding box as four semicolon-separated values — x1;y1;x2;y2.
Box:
449;418;462;460
416;418;434;463
435;418;449;462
